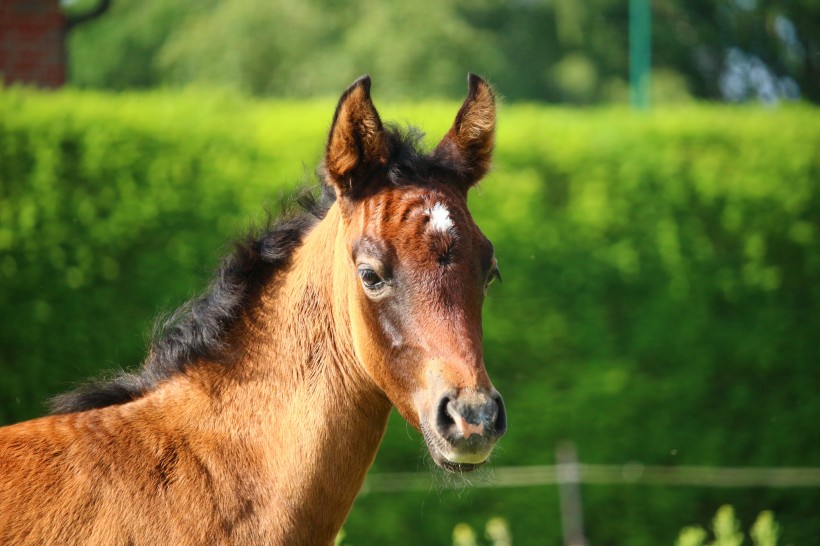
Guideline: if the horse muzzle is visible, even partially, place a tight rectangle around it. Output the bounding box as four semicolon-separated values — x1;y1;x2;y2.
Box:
421;388;507;472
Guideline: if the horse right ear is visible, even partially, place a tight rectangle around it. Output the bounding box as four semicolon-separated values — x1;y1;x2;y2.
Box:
324;75;388;200
433;73;496;192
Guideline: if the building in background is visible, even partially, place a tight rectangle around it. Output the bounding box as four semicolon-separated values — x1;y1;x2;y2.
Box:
0;0;109;88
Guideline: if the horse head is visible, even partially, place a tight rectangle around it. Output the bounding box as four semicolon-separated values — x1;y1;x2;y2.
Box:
323;74;506;472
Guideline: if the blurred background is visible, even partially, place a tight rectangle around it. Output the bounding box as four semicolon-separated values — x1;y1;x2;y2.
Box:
1;1;819;545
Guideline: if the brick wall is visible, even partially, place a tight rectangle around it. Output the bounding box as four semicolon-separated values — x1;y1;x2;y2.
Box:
0;0;67;88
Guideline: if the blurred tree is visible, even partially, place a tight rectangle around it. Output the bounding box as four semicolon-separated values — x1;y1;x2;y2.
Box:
157;0;502;98
66;0;210;89
157;0;351;96
338;0;504;99
65;0;819;102
650;0;816;102
63;0;112;29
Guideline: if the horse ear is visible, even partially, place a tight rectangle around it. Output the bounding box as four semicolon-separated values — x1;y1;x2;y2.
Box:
324;75;388;198
434;73;496;191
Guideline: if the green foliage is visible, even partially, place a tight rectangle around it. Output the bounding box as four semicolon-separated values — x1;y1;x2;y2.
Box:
750;511;780;546
679;526;710;546
452;523;478;546
0;87;331;422
676;505;781;546
64;0;820;102
67;0;208;90
156;0;502;100
711;506;745;546
452;517;511;546
1;88;819;545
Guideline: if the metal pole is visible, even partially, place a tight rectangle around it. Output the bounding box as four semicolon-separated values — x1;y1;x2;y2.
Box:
556;442;587;546
629;0;651;110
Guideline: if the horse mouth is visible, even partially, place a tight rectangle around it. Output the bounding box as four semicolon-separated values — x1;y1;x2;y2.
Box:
439;457;486;473
421;423;491;473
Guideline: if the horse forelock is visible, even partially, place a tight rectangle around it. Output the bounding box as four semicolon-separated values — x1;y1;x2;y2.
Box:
335;124;471;201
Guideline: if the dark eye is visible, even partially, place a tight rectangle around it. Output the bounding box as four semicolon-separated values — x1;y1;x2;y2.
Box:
358;267;385;290
485;264;502;290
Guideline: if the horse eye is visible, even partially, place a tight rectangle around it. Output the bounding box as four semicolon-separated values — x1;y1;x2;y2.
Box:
486;266;502;289
358;267;384;290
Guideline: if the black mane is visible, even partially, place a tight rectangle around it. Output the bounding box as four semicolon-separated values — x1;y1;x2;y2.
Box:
49;182;335;414
50;124;460;414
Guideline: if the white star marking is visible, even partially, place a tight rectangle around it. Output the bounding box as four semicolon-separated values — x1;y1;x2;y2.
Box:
427;202;454;233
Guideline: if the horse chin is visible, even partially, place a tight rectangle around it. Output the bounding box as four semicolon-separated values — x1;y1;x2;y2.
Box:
421;422;491;473
428;443;490;473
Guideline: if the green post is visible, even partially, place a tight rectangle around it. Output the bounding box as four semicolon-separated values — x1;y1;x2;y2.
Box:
629;0;651;110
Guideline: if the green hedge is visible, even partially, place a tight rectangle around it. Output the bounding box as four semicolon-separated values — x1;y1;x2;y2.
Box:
1;88;818;546
0;88;332;419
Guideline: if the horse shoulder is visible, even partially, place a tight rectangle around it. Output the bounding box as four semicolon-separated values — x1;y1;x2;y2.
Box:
0;394;231;545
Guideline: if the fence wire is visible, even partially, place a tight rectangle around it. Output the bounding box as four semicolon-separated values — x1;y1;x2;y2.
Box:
361;463;820;494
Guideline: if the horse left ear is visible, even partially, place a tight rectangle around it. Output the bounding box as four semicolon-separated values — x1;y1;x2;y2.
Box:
324;75;388;199
433;73;496;191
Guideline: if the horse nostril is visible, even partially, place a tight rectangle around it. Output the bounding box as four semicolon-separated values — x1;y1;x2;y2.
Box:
491;393;507;439
436;395;455;434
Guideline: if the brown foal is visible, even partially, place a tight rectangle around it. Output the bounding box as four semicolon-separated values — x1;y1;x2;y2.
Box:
0;74;506;545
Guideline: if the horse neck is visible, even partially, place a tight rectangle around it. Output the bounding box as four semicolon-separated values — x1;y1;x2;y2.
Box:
190;202;391;541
